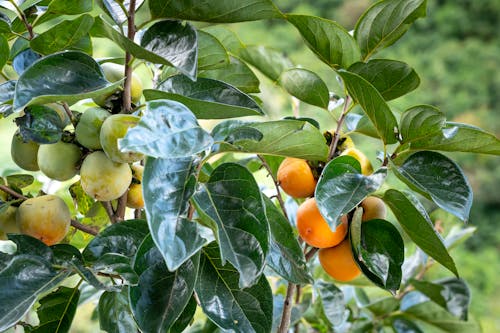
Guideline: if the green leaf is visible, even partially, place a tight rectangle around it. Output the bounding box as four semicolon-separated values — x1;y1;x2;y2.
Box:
13;51;122;111
150;75;263;119
287;14;361;69
198;30;229;70
129;235;199;333
30;15;94;55
99;290;137;333
141;20;198;79
314;280;347;327
408;122;500;155
14;105;64;144
0;13;11;33
192;163;269;288
315;156;387;229
0;80;16;117
239;45;293;81
349;59;420;101
365;297;400;316
354;0;427;59
92;254;139;286
0;35;8;71
48;0;93;14
170;296;197;333
199;56;260;93
120;100;213;159
264;196;312;284
382;189;458;276
391;315;423;333
30;286;80;333
97;0;144;25
279;68;329;108
213;119;329;161
5;174;34;188
13;49;41;75
337;70;399;144
8;234;54;262
148;0;283;22
394;151;472;222
345;113;379;139
400;105;446;143
195;242;273;333
69;182;95;216
142;156;209;271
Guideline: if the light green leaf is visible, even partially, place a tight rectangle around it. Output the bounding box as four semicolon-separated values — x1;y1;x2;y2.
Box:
279;68;329;108
198;30;229;70
199;56;260;93
400;105;446;143
240;45;293;81
99;290;137;333
31;287;80;333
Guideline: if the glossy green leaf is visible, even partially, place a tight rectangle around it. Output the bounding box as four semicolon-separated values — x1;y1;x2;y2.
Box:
391;315;423;333
365;297;399;316
199;56;260;93
97;0;144;25
129;235;199;333
48;0;93;14
383;189;458;276
0;35;8;71
287;14;361;69
354;0;427;59
50;244;83;266
99;290;137;333
195;242;273;333
279;68;329;108
150;75;263;119
143;156;209;271
202;26;245;55
141;20;198;79
170;296;197;333
13;49;41;75
0;13;11;33
120;100;213;159
13;51;121;111
338;70;399;144
92;254;139;286
30;286;80;333
240;45;293;81
400;105;446;143
30;15;94;55
0;80;16;117
192;163;269;288
395;151;472;222
14;105;64;144
344;113;379;139
70;261;120;292
198;30;229;70
264;196;312;284
316;156;387;229
213;119;329;161
8;234;54;262
5;174;34;188
349;59;420;101
149;0;283;22
315;280;347;326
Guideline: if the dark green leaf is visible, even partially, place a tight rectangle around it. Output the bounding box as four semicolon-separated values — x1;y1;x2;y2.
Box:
70;262;120;292
120;100;213;159
151;75;263;119
354;0;427;59
99;290;138;333
143;157;208;271
170;296;197;333
129;235;199;333
30;15;94;55
13;51;121;111
383;189;458;276
338;70;399;144
141;20;198;79
5;174;34;188
13;48;41;75
287;15;360;69
15;105;64;144
391;315;423;333
51;244;83;266
264;196;312;284
349;59;420;101
316;156;387;229
199;56;260;93
195;242;273;333
0;35;8;71
192;163;269;288
0;80;16;117
92;254;139;286
315;280;347;327
239;45;293;81
30;286;80;333
0;13;11;33
48;0;93;14
399;105;446;143
8;234;53;262
395;151;472;222
365;297;399;316
279;68;329;108
198;30;229;70
148;0;283;22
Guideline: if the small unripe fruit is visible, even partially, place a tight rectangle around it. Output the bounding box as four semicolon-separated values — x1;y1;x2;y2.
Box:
38;141;82;181
100;114;143;164
0;206;20;240
277;158;317;198
341;147;373;175
11;131;40;171
75;107;111;149
361;196;387;222
126;184;144;209
93;63;143;106
17;195;71;246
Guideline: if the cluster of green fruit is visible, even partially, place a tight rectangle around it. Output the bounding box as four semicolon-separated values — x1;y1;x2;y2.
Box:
1;63;145;245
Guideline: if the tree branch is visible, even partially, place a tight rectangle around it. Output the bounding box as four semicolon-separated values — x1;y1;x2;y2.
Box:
277;282;296;333
327;96;352;161
71;219;98;236
8;0;34;39
122;0;137;113
0;185;28;200
257;155;288;220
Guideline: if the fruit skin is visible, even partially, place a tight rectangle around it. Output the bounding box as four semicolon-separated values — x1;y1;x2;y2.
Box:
341;147;373;175
16;195;71;246
296;197;348;248
100;114;144;164
38;141;82;181
0;206;20;240
361;196;386;222
277;158;317;198
127;164;144;209
80;151;132;201
93;62;143;106
11;131;40;171
319;239;362;282
75;107;111;149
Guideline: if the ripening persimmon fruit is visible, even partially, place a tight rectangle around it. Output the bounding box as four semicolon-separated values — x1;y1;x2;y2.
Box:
11;131;40;171
75;107;111;150
319;239;361;282
126;164;144;209
361;196;387;222
341;147;373;175
38;141;82;181
296;197;348;248
100;114;144;164
277;158;317;198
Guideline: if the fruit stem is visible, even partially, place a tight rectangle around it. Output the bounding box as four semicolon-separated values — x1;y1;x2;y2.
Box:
277;282;296;333
257;155;288;219
122;0;137;113
327;95;352;161
71;219;98;236
305;247;319;261
62;102;76;126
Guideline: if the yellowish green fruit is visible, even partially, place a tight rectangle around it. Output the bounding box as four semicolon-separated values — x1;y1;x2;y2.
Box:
361;196;387;222
75;107;111;149
126;184;144;209
16;195;71;246
337;135;355;152
131;164;144;181
38;141;82;181
80;151;132;201
100;114;144;163
341;147;373;175
11;131;40;171
93;63;143;106
0;206;20;240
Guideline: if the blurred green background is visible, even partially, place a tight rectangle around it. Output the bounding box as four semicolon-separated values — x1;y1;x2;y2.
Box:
0;0;498;332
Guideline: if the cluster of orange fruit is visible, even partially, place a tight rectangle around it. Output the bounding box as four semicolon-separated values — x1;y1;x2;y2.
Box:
277;145;386;282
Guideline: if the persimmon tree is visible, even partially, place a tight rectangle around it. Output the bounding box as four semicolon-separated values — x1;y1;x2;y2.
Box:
0;0;498;332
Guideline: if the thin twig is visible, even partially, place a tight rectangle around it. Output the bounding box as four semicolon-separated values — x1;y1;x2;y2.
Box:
71;219;98;236
8;0;34;39
257;155;288;220
62;102;76;126
122;0;137;113
0;184;28;200
293;285;302;333
277;282;297;333
305;247;319;261
113;191;128;223
102;201;115;223
327;96;352;161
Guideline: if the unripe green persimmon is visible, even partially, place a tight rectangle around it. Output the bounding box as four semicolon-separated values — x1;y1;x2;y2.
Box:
93;63;143;106
100;114;143;164
11;131;40;171
16;195;71;246
38;141;82;181
0;206;20;240
75;107;111;149
80;151;132;201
